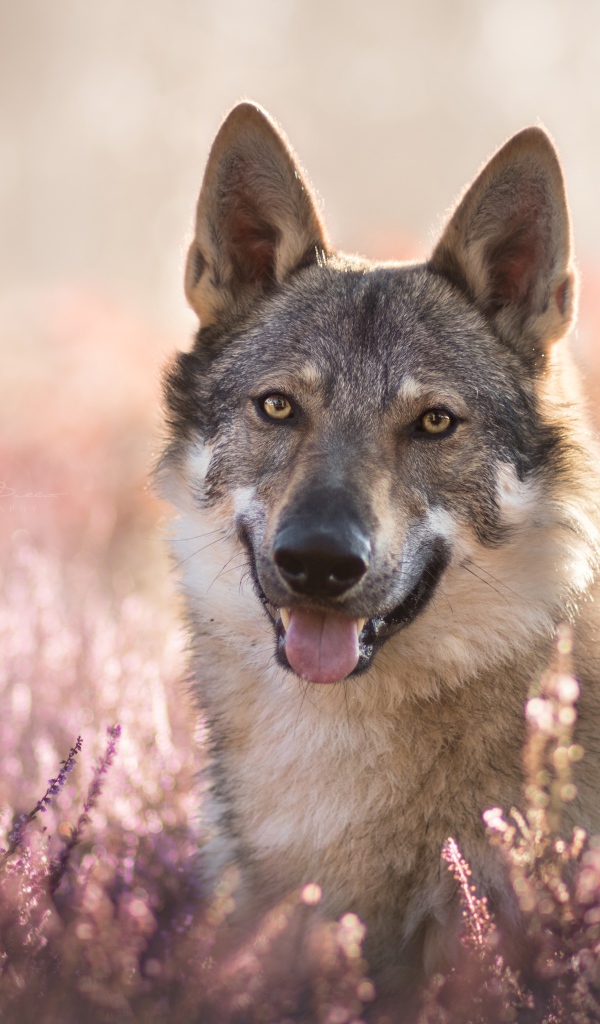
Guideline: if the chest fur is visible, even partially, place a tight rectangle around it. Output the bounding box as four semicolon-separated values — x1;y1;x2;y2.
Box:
201;663;527;932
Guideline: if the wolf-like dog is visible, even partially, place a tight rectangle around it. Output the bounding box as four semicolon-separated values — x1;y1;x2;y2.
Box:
159;103;600;1006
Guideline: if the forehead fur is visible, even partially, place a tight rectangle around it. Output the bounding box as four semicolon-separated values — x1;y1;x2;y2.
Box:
183;261;538;440
204;261;528;392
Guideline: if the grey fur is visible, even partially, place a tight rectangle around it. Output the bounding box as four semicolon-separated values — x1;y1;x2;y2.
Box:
159;104;600;1013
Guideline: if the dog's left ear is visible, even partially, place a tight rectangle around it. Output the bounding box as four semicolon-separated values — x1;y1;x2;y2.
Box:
430;127;576;366
185;102;329;329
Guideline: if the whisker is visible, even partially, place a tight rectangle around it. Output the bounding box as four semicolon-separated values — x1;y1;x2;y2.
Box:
207;550;244;587
433;585;453;615
349;674;370;697
465;559;522;599
216;560;248;577
208;555;248;590
169;528;225;543
239;569;253;595
460;563;509;604
173;532;230;569
294;680;318;733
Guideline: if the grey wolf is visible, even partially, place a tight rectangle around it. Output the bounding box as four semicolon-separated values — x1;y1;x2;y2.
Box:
159;103;600;1008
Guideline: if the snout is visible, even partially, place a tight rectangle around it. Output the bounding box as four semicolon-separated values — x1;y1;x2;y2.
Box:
272;483;372;601
274;521;371;598
250;488;450;686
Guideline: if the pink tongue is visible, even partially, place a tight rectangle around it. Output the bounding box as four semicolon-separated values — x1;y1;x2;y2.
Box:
284;608;361;685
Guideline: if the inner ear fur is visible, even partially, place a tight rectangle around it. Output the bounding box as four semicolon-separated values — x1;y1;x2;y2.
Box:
430;126;577;366
185;102;329;328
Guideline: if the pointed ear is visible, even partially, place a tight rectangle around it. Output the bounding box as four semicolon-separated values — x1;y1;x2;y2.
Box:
430;127;577;365
185;102;329;328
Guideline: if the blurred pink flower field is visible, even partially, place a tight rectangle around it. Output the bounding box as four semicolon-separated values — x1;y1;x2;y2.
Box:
3;278;600;1022
0;288;378;1022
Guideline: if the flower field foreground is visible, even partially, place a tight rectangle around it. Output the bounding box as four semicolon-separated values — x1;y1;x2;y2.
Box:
419;625;600;1024
0;532;376;1022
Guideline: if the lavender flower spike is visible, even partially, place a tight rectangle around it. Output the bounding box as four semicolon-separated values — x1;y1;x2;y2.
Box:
49;724;121;894
3;736;83;858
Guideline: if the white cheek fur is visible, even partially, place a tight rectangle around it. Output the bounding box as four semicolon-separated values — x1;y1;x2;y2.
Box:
423;505;457;543
495;462;540;523
232;485;257;517
188;441;214;484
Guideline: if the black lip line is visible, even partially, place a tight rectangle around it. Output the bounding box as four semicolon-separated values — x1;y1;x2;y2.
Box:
237;524;451;682
349;538;450;677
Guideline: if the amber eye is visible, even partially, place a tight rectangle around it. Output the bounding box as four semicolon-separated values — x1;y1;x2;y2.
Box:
418;409;453;435
262;394;293;420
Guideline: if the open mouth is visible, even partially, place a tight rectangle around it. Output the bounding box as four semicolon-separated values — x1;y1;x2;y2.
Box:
254;539;450;686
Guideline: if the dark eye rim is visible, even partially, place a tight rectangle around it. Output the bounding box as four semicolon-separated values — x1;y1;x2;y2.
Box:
254;391;297;424
411;406;461;439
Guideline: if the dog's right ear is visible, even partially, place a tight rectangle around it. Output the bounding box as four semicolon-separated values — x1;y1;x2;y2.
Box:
185;102;329;328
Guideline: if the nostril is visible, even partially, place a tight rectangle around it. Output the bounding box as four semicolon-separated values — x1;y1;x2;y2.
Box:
328;554;367;584
274;548;307;581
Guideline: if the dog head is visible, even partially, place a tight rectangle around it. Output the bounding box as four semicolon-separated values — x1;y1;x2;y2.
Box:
162;103;595;693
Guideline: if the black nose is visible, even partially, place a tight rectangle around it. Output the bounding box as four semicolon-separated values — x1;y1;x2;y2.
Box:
273;522;371;597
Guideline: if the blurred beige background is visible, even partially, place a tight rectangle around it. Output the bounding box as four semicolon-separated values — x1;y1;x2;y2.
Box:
1;0;600;589
2;0;600;330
